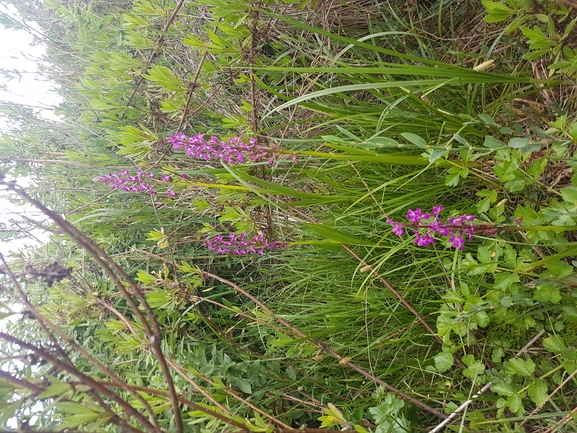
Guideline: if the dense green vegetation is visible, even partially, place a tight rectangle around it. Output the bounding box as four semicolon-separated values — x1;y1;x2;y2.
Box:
1;0;577;431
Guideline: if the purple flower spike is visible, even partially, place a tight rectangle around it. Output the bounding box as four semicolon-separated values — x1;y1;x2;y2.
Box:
387;206;476;250
387;219;405;236
168;132;269;165
205;232;286;256
407;208;423;224
93;170;177;197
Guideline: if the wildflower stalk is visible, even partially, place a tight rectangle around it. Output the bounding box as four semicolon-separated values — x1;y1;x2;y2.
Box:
387;206;577;251
205;232;286;256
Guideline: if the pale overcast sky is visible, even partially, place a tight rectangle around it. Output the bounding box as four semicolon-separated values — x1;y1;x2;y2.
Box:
0;7;59;254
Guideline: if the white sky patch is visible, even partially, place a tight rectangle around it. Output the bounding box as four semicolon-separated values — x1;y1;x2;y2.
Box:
0;9;60;255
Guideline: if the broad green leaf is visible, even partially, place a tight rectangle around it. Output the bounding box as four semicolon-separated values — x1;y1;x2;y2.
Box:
472;311;490;328
401;132;427;148
462;355;485;379
560;186;577;204
491;382;515;396
534;282;562;304
483;136;506;149
528;379;548;406
434;352;454;372
507;393;523;414
508;137;530;149
494;272;520;291
507;358;535;377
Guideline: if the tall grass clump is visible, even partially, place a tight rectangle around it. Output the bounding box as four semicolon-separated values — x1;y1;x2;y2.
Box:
0;0;576;432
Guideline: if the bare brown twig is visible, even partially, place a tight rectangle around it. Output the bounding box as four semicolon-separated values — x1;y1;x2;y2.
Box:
0;179;184;433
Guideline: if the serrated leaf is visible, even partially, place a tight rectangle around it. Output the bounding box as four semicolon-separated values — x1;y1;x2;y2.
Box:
494;272;520;291
472;311;490;328
462;357;485;379
560;187;577;204
528;379;548;406
491;382;515;396
507;358;535;377
443;291;464;303
534;282;562;304
507;393;523;414
434;352;454;372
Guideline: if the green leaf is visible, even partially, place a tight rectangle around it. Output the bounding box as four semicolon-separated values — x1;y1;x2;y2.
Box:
429;149;447;163
476;189;497;213
445;166;468;187
483;136;506;149
507;358;535;377
482;0;515;23
507;393;523;414
472;311;490;328
528;379;548;406
477;246;494;264
443;291;464;303
494;158;519;182
534;281;562;304
561;306;577;324
494;272;520;291
360;137;400;149
508;137;530;149
544;260;574;278
55;413;103;431
232;377;252;394
38;383;72;399
543;335;567;353
491;382;515;396
136;270;156;285
560;186;577;204
143;65;186;92
434;352;454;372
462;356;485;379
478;114;498;127
401;132;427;148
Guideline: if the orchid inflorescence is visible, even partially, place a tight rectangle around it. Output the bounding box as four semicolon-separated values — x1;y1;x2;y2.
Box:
93;133;276;196
93;169;176;197
168;132;269;165
205;232;286;256
387;206;475;250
